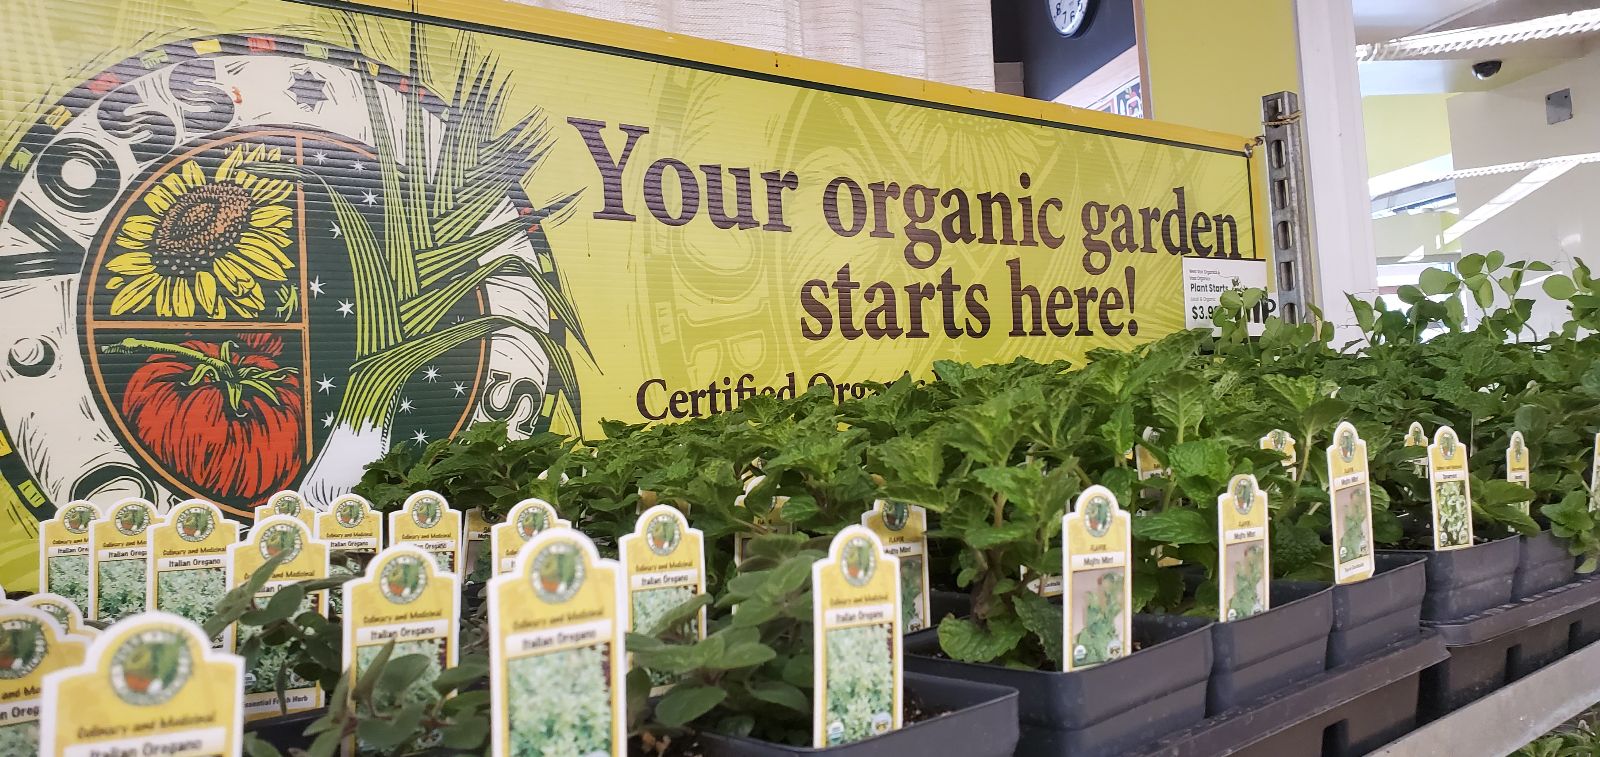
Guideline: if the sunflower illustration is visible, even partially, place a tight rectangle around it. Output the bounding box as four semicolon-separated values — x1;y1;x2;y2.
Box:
104;143;294;320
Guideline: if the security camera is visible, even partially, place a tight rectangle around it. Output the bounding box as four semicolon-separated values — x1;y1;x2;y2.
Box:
1472;60;1503;80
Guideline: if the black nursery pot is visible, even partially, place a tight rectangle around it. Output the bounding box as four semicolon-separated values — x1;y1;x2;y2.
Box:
1207;581;1332;715
1513;530;1578;598
1381;535;1520;621
697;672;1019;757
1328;553;1426;667
905;614;1213;756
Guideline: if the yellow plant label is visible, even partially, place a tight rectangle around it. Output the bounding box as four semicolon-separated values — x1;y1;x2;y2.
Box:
863;499;930;632
388;491;464;575
225;514;329;719
491;499;569;576
732;476;790;566
621;504;706;692
1507;431;1531;516
1218;474;1270;622
1429;426;1474;551
1260;429;1297;478
1590;432;1600;515
812;525;903;747
489;529;625;757
254;490;317;530
1328;422;1376;583
41;612;242;756
147;500;239;647
88;498;159;623
39;500;99;614
1404;422;1428;447
316;493;382;553
0;604;89;752
342;544;460;755
20;593;96;639
1061;485;1131;671
464;507;491;579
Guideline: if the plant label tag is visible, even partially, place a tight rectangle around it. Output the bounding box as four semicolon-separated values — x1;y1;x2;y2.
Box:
39;499;99;614
41;612;243;757
732;476;790;566
621;504;706;692
1404;422;1428;447
491;498;569;576
21;593;97;639
1328;422;1376;583
1133;428;1168;481
463;507;491;580
255;490;317;531
1260;429;1297;479
316;493;382;552
1218;474;1270;622
148;500;239;648
388;491;464;575
1429;426;1474;550
226;514;329;719
1061;485;1131;671
1507;432;1532;516
342;544;460;755
1590;432;1600;515
89;498;159;623
0;604;89;753
1023;569;1064;598
489;529;626;757
813;526;903;748
863;500;930;633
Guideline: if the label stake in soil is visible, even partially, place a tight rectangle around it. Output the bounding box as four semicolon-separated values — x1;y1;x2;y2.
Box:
813;525;903;747
255;489;316;530
490;498;569;576
147;499;239;647
39;499;100;614
1328;422;1376;583
1260;429;1297;479
1218;474;1270;622
316;493;382;553
0;604;89;753
225;514;329;719
1428;426;1474;550
388;490;464;575
1061;485;1131;671
863;499;931;633
21;592;97;638
620;503;706;692
1507;431;1531;516
89;497;160;623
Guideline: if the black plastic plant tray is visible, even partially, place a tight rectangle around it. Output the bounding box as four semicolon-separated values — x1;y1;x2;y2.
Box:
1513;530;1578;599
697;672;1019;757
1381;535;1520;622
1133;629;1448;757
904;614;1213;756
1207;581;1333;715
1328;553;1426;667
1425;571;1600;646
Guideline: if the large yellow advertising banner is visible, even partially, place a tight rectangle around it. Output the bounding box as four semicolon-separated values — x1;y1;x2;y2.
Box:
0;0;1263;587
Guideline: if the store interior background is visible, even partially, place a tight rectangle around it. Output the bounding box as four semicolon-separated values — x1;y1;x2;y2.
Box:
518;0;1600;340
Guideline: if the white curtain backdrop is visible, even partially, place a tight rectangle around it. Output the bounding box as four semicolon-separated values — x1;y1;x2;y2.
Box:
517;0;997;91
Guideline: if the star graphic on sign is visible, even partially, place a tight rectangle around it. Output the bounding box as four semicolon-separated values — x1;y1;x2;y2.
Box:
330;222;342;239
451;381;467;397
287;70;329;111
351;160;366;171
412;429;429;445
422;366;440;382
361;190;378;206
321;413;335;429
312;150;328;165
308;277;325;297
316;375;337;393
336;300;355;317
399;397;415;413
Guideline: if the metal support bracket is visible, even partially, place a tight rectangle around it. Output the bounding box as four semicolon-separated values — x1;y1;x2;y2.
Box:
1262;92;1317;324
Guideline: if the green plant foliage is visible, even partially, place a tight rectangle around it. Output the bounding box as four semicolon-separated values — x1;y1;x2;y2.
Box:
823;625;895;746
46;555;89;611
508;644;614;755
96;558;147;622
156;568;228;633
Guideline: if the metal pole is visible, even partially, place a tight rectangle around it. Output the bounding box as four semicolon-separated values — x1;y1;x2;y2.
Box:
1262;91;1317;324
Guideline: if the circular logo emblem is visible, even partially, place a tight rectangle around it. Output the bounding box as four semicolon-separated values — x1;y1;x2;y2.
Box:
840;536;877;587
61;503;98;534
881;501;911;532
1440;433;1458;459
257;522;302;562
0;619;47;680
411;497;443;529
1338;429;1357;463
271;493;303;517
113;503;150;536
379;554;428;604
333;497;365;528
645;514;681;556
1084;495;1114;537
110;627;192;705
29;599;73;629
175;505;215;542
531;540;585;603
1233;479;1255;515
516;506;551;540
0;32;585;518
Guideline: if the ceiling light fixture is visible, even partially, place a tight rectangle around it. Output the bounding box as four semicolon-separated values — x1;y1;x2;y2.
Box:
1356;9;1600;61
